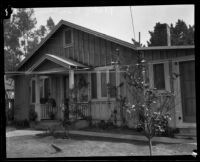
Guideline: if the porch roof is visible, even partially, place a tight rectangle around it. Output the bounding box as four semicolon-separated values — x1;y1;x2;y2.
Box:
27;54;88;72
5;54;89;76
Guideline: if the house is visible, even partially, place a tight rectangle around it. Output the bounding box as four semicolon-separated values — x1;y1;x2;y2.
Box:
6;20;195;133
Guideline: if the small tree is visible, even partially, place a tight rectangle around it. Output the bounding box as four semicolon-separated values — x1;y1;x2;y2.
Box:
120;53;173;156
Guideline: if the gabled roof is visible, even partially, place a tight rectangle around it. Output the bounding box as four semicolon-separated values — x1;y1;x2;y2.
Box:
17;20;136;70
28;54;88;72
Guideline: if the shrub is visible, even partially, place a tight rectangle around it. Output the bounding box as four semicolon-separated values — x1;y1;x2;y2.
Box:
29;108;38;121
13;119;30;128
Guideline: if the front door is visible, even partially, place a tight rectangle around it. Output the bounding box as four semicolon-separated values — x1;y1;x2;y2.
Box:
179;60;196;123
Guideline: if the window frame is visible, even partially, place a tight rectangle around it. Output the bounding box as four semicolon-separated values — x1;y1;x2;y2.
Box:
30;78;36;104
149;61;170;93
91;66;118;101
63;28;73;48
153;63;166;90
39;76;51;99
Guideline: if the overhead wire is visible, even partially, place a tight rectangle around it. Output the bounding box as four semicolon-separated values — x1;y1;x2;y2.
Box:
129;6;136;40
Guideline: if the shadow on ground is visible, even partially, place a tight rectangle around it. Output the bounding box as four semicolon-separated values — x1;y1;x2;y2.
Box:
35;132;168;146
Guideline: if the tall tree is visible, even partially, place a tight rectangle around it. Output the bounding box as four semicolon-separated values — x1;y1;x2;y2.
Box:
147;23;169;47
4;9;56;71
170;20;194;45
46;17;55;32
12;8;37;56
147;19;194;46
4;17;22;71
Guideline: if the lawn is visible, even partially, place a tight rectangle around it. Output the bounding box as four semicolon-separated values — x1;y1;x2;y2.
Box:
6;131;197;157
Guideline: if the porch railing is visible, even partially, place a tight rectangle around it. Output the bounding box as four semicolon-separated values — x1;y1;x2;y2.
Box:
41;104;58;120
69;102;91;120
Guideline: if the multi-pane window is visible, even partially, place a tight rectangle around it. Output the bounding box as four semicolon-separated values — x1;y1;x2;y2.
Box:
91;70;117;99
153;63;165;90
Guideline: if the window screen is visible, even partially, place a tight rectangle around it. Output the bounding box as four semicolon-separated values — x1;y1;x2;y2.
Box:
101;72;107;97
109;70;116;97
65;30;72;45
153;64;165;90
91;72;97;99
32;80;36;103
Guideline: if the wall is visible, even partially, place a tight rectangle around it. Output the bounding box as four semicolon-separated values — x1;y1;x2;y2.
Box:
19;25;137;71
14;75;31;121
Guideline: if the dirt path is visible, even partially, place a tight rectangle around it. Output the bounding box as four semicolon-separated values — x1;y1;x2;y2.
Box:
6;132;197;157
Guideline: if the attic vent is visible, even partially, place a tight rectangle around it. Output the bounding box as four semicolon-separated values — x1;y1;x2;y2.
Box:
64;29;73;47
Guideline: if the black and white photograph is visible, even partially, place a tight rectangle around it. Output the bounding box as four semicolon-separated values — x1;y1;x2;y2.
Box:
4;4;196;158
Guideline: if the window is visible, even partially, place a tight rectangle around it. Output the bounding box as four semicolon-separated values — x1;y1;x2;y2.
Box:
109;70;116;98
44;78;50;98
31;80;36;103
153;63;165;90
101;72;107;97
91;72;97;99
64;29;73;47
40;77;50;99
91;69;117;99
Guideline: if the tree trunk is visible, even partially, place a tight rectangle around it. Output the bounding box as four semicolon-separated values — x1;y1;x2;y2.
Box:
148;137;152;156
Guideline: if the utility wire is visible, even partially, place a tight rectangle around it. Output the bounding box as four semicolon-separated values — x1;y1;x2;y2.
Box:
129;6;136;40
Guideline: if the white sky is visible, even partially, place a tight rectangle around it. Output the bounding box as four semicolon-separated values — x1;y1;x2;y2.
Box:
33;5;194;46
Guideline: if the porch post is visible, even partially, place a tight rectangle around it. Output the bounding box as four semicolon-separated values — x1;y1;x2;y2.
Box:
69;69;74;89
35;75;41;121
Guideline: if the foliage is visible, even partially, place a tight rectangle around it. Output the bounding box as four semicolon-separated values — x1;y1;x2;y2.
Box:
49;112;56;120
40;98;48;104
119;54;174;155
6;107;14;122
147;19;194;46
170;20;194;45
29;108;38;121
46;17;55;31
47;98;56;107
4;8;55;71
13;119;30;128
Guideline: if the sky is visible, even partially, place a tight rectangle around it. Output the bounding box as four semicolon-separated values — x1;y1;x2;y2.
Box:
32;5;194;46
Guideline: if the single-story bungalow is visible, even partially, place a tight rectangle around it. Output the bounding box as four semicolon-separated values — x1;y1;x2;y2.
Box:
6;20;195;132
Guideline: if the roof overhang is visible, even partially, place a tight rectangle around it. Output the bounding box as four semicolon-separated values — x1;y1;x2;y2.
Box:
5;54;89;76
17;20;136;71
28;54;88;72
136;45;195;51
